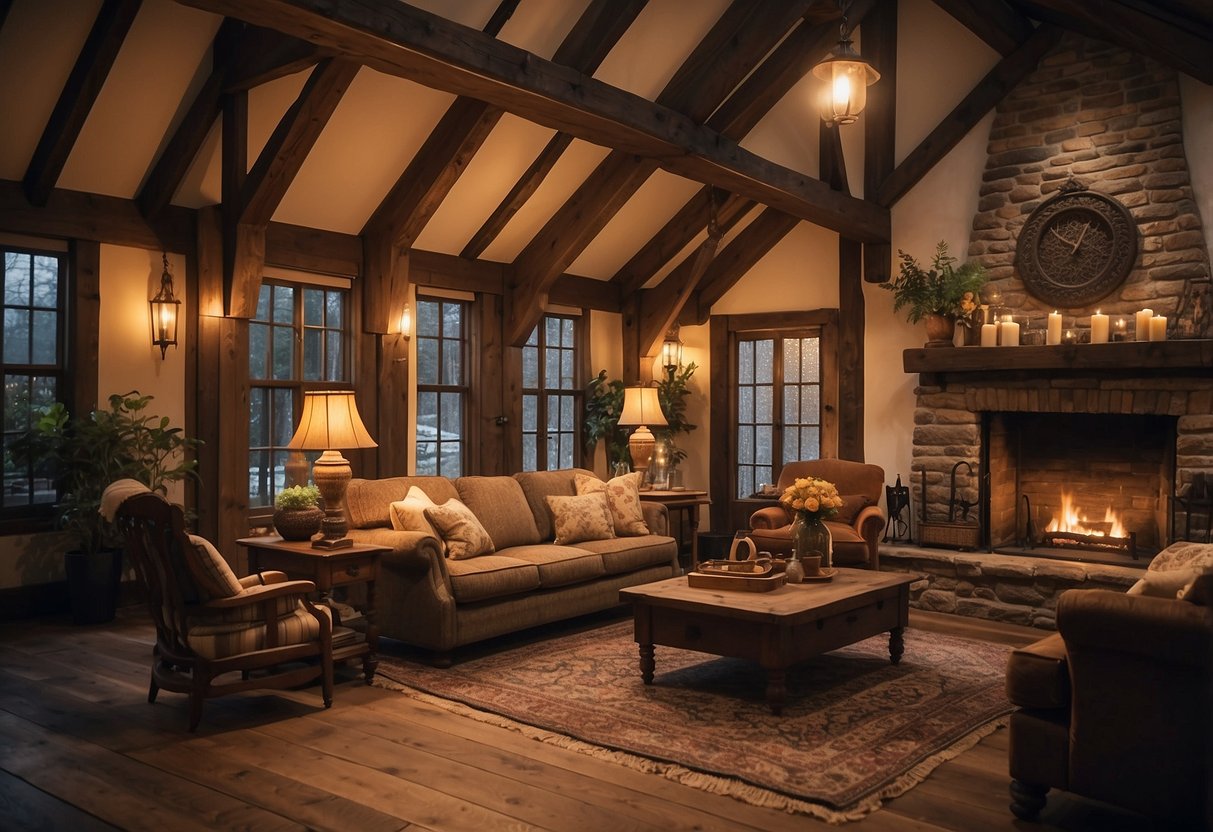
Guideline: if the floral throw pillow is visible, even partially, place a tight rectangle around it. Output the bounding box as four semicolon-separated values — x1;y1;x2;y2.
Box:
546;492;615;545
574;472;649;536
423;499;495;560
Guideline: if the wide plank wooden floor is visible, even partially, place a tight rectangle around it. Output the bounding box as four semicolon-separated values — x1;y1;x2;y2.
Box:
0;608;1160;831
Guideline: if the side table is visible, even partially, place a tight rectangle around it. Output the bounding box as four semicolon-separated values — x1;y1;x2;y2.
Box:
639;489;710;569
237;536;388;682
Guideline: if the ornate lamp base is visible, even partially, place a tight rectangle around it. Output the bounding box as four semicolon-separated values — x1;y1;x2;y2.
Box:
311;449;354;549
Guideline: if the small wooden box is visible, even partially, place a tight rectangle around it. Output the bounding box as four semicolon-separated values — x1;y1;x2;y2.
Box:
687;570;787;592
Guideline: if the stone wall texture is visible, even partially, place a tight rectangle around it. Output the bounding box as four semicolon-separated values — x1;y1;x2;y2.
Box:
968;32;1211;338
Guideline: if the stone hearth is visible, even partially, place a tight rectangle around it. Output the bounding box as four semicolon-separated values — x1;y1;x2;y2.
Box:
880;545;1139;630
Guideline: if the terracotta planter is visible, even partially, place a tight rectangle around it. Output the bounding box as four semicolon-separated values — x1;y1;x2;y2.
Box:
923;313;957;347
273;507;324;541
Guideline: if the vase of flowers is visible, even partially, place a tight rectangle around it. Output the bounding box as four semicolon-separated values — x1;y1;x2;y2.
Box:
781;476;843;569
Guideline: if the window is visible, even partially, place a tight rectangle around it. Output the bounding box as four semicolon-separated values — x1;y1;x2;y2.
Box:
521;314;580;471
2;246;66;516
415;296;467;477
735;332;822;499
248;280;349;511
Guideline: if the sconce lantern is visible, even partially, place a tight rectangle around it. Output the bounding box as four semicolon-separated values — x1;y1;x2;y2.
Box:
399;302;412;341
811;3;880;127
660;327;683;376
149;253;180;360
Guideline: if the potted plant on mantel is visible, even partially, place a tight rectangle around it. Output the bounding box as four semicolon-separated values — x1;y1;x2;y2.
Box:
881;241;987;347
12;391;199;624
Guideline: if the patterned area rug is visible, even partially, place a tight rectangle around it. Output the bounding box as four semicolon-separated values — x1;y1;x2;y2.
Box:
375;620;1012;823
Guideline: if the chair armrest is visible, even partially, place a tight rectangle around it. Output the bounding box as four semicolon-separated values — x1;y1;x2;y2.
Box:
750;505;791;530
854;505;887;540
640;501;669;537
200;579;318;609
238;570;289;589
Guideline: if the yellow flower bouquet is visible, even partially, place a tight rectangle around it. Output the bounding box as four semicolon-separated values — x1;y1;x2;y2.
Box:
780;476;843;523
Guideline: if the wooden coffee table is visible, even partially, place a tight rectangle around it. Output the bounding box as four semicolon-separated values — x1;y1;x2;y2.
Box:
619;569;916;714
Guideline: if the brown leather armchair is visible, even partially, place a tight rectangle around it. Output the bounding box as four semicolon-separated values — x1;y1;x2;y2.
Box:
1006;586;1213;828
748;459;887;570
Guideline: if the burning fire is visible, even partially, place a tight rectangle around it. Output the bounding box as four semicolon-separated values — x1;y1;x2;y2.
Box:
1045;491;1128;538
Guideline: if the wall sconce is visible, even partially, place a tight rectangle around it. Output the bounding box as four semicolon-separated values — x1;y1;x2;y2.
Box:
149;253;180;360
812;2;880;126
661;327;683;376
399;302;412;341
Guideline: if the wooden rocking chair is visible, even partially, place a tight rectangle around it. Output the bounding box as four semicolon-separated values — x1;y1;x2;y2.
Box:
107;483;334;731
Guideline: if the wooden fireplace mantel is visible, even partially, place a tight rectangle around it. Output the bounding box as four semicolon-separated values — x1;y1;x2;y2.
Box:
904;339;1213;381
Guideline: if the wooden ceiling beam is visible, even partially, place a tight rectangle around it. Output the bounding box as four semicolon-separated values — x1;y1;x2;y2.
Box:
504;0;817;347
930;0;1033;56
22;0;141;207
1012;0;1213;83
222;24;324;91
861;0;896;283
638;233;720;360
175;0;889;242
459;131;572;259
457;0;646;259
682;208;801;325
875;24;1063;209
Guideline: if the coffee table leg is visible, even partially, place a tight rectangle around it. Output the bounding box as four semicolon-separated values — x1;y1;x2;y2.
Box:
766;668;787;715
639;643;655;684
889;626;905;665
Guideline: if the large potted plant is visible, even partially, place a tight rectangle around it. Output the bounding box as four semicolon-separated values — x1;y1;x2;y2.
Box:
881;241;987;347
13;391;199;624
583;370;629;475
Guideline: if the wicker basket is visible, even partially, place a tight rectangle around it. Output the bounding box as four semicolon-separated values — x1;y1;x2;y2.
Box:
273;507;324;541
918;521;981;551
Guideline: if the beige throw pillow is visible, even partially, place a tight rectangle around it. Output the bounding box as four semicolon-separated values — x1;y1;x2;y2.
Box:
546;492;615;545
575;472;649;536
424;499;495;560
389;486;445;553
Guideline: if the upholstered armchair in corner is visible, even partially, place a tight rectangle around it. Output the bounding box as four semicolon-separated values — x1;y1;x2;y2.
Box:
748;459;887;570
1006;585;1212;828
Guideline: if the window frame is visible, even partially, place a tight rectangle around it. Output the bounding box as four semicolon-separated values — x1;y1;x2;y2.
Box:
247;277;352;521
1;241;73;529
520;313;583;472
414;294;470;478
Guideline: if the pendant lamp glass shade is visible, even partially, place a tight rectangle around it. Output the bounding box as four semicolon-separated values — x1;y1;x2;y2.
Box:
812;36;880;126
149;253;180;360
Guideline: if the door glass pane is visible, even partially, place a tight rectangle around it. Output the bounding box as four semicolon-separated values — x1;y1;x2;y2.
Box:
755;339;774;383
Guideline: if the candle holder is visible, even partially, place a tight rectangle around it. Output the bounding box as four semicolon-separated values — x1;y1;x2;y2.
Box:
1063;329;1077;345
1111;318;1129;342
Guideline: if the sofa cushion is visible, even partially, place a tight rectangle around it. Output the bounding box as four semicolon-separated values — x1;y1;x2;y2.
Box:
575;471;649;535
456;476;542;549
514;468;594;541
836;494;873;525
498;544;607;588
389;486;443;548
425;499;496;560
1128;542;1213;597
573;534;677;575
345;476;459;529
446;555;541;603
1006;632;1070;710
547;492;615;545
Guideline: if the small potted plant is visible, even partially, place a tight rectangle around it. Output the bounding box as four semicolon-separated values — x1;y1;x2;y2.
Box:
881;241;987;347
273;484;323;541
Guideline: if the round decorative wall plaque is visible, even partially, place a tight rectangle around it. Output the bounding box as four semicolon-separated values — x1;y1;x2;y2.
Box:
1013;180;1138;308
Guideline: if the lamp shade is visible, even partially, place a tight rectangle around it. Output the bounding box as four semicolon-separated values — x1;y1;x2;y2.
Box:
287;391;378;451
812;38;880;126
618;386;667;428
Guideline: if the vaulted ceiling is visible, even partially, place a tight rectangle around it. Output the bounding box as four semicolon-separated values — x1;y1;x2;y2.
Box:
1;0;1209;349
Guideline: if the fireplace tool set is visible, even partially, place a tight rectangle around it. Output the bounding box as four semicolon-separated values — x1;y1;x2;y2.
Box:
918;462;981;550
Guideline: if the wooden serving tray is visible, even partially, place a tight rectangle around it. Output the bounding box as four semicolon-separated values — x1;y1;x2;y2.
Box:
687;570;787;592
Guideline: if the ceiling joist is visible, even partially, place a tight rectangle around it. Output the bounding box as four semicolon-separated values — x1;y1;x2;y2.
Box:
175;0;889;244
23;0;142;207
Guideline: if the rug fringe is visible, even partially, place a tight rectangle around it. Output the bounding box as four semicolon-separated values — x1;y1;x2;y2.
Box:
373;676;1009;825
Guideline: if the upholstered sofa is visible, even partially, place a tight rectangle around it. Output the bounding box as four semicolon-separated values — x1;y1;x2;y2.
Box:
343;468;679;662
1006;582;1212;827
748;459;887;569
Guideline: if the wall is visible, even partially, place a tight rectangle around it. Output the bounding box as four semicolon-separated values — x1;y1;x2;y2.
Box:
0;244;187;592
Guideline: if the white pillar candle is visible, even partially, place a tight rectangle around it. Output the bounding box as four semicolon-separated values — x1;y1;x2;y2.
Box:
1090;310;1109;344
1135;308;1154;341
1046;311;1062;345
980;323;998;347
1149;315;1167;341
1001;319;1021;346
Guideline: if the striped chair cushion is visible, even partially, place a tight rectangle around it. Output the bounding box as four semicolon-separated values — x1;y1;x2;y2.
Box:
185;535;243;599
186;603;330;660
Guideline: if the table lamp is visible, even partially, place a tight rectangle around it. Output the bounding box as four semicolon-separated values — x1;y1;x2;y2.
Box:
287;391;378;548
617;385;667;490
